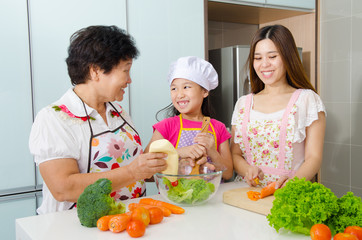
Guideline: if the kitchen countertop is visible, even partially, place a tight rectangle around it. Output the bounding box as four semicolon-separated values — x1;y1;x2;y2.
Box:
16;182;310;240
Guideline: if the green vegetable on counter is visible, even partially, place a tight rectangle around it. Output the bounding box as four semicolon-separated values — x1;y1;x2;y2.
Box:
326;191;362;234
163;177;215;204
267;177;362;235
77;178;125;227
267;177;339;235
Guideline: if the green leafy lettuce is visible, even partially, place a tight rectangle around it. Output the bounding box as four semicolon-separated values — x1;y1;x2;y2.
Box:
326;191;362;235
163;177;215;204
267;177;339;235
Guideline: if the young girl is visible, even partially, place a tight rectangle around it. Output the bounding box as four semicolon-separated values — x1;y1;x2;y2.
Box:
231;25;326;188
145;56;233;180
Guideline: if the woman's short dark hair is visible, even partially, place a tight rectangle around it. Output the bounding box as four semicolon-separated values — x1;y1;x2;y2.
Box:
66;25;139;85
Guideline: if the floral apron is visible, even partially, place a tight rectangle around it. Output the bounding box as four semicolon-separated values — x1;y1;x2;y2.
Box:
234;89;302;186
175;115;217;173
83;102;145;201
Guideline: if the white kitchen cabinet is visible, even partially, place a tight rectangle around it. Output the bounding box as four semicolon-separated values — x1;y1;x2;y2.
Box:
266;0;315;10
28;0;128;115
0;0;35;192
127;0;206;145
1;194;36;240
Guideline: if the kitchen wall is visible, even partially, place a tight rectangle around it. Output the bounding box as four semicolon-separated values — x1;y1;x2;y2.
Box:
208;21;258;50
320;0;362;198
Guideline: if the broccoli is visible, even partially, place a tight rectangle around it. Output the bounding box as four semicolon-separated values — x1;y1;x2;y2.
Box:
76;178;125;227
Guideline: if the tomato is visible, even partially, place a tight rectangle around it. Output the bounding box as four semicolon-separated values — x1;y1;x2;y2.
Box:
131;207;150;226
171;180;178;187
334;233;359;240
345;226;362;240
310;224;332;240
108;214;131;233
148;207;164;224
126;220;146;238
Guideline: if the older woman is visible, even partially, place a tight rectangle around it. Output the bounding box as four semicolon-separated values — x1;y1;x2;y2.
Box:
29;25;167;214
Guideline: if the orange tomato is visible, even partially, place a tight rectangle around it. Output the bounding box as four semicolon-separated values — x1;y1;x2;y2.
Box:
126;220;146;238
148;207;164;224
334;233;358;240
345;226;362;240
131;207;150;226
310;224;332;240
108;214;131;233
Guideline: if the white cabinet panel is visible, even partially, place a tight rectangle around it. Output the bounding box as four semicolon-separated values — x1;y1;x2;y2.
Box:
266;0;315;10
28;0;128;114
1;194;36;240
0;0;35;191
128;0;206;145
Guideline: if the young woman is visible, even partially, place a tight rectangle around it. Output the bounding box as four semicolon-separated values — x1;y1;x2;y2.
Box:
231;25;326;188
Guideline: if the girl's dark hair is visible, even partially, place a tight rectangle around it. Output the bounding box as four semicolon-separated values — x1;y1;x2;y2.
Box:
247;24;316;94
66;25;139;85
155;95;215;122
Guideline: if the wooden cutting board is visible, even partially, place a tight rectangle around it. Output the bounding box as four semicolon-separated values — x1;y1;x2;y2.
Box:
223;187;275;216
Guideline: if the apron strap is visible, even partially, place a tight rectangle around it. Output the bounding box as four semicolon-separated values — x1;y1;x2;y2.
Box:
241;94;253;164
277;89;302;170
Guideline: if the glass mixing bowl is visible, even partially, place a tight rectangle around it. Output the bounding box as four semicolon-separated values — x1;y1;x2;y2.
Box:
154;164;224;206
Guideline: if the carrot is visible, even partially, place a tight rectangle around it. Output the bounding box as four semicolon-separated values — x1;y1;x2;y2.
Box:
108;213;131;233
128;203;171;217
139;198;185;214
97;215;115;231
247;191;261;201
260;181;277;198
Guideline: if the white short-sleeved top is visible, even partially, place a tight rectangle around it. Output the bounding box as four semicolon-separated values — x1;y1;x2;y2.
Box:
29;88;136;214
231;89;326;174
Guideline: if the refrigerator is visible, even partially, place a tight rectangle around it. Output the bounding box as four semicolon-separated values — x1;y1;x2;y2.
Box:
209;45;302;130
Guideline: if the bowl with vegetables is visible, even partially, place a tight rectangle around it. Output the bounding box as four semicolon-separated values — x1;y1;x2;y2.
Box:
154;164;224;207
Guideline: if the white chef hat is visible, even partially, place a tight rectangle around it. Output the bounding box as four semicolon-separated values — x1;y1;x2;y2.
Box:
167;56;218;91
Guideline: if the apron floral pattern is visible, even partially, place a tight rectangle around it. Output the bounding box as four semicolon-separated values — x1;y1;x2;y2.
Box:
234;90;301;187
90;123;145;200
83;102;146;201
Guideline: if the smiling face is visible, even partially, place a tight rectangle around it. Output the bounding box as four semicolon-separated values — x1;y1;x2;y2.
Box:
253;39;287;88
170;78;208;119
97;59;133;102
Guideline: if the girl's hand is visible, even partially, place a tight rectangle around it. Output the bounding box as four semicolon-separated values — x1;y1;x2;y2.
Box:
194;133;215;153
245;165;264;187
178;158;215;174
177;145;206;160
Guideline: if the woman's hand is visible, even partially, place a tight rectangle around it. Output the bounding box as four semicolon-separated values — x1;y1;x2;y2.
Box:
245;165;264;187
275;175;289;189
177;144;206;160
128;152;168;180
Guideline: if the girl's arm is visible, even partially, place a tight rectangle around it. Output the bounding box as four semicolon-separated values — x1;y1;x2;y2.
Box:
276;111;326;188
230;126;263;186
